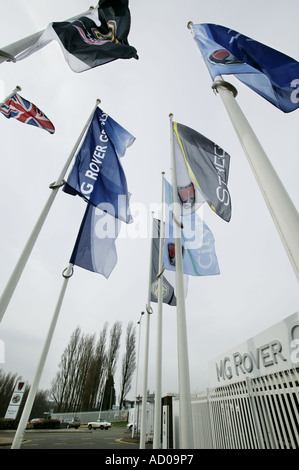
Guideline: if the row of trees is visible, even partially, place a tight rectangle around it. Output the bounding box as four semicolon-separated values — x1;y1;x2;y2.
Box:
50;321;136;413
0;320;136;418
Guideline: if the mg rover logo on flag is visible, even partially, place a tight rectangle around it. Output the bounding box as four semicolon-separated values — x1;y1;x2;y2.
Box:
15;1;138;73
64;107;135;224
0;92;55;133
191;23;299;113
172;122;231;222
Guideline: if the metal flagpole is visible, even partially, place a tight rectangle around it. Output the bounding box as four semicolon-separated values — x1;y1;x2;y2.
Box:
169;114;194;449
139;213;155;449
0;85;22;106
11;263;74;449
212;76;299;283
132;311;144;439
0;99;101;324
153;172;165;449
0;8;94;64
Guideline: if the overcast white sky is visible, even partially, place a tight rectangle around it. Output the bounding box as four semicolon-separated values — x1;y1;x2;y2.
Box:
0;0;298;405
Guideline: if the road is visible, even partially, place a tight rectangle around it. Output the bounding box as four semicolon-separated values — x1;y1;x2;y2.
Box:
0;427;153;450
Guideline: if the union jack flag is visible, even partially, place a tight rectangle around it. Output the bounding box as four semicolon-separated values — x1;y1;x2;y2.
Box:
0;93;55;134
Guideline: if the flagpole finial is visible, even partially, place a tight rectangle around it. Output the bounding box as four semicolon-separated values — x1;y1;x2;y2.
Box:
187;21;193;29
169;113;173;119
162;171;165;175
96;98;101;104
16;85;21;91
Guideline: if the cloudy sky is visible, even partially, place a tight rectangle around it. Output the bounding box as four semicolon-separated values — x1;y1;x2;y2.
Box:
0;0;298;405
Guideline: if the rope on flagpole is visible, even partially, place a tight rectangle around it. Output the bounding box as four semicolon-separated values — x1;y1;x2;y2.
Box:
62;265;74;278
49;180;66;190
146;305;153;314
156;266;165;279
172;212;183;229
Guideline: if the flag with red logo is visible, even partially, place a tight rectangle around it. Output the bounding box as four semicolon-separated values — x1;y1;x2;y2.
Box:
0;92;55;134
190;23;299;113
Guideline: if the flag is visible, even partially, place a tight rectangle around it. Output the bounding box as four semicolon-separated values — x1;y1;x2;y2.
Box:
172;121;231;222
70;203;120;279
191;23;299;113
64;107;135;224
151;218;177;306
0;92;55;134
164;179;220;276
15;1;138;73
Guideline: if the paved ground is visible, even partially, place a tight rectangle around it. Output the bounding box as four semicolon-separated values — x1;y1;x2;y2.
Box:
0;427;151;449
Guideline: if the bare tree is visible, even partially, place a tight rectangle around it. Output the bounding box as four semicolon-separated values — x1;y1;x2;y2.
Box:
50;321;124;413
81;322;108;410
50;326;82;412
119;321;136;409
106;321;122;377
70;331;95;412
102;321;122;410
50;327;95;412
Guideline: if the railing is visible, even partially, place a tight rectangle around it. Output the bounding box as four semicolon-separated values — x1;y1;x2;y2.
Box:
189;367;299;449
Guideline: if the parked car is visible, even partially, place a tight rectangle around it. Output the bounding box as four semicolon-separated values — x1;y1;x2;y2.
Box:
29;418;44;423
60;417;80;429
88;419;111;430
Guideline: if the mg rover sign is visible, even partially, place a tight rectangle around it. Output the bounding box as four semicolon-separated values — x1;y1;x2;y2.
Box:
209;311;299;387
4;380;27;420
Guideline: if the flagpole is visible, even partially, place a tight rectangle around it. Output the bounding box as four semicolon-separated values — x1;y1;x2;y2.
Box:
139;212;155;449
0;99;100;324
212;76;299;283
132;311;144;438
0;8;94;64
153;171;165;449
169;114;194;449
11;263;74;449
0;85;21;106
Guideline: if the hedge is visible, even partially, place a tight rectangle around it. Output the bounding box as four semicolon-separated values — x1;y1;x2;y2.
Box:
0;418;19;430
33;419;60;429
0;418;61;430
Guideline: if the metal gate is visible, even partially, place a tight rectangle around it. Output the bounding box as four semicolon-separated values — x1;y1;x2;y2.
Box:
190;367;299;449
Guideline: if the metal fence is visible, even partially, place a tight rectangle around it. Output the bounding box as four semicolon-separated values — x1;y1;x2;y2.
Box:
189;367;299;449
51;409;128;424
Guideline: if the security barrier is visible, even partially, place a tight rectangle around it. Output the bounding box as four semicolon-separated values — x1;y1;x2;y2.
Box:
188;367;299;449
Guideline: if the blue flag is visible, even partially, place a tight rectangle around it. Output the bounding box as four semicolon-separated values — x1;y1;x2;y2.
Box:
70;203;120;279
191;23;299;113
64;107;135;223
164;179;220;276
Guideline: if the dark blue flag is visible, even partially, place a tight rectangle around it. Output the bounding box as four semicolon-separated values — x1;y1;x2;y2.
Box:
64;107;135;223
70;203;120;279
191;23;299;113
